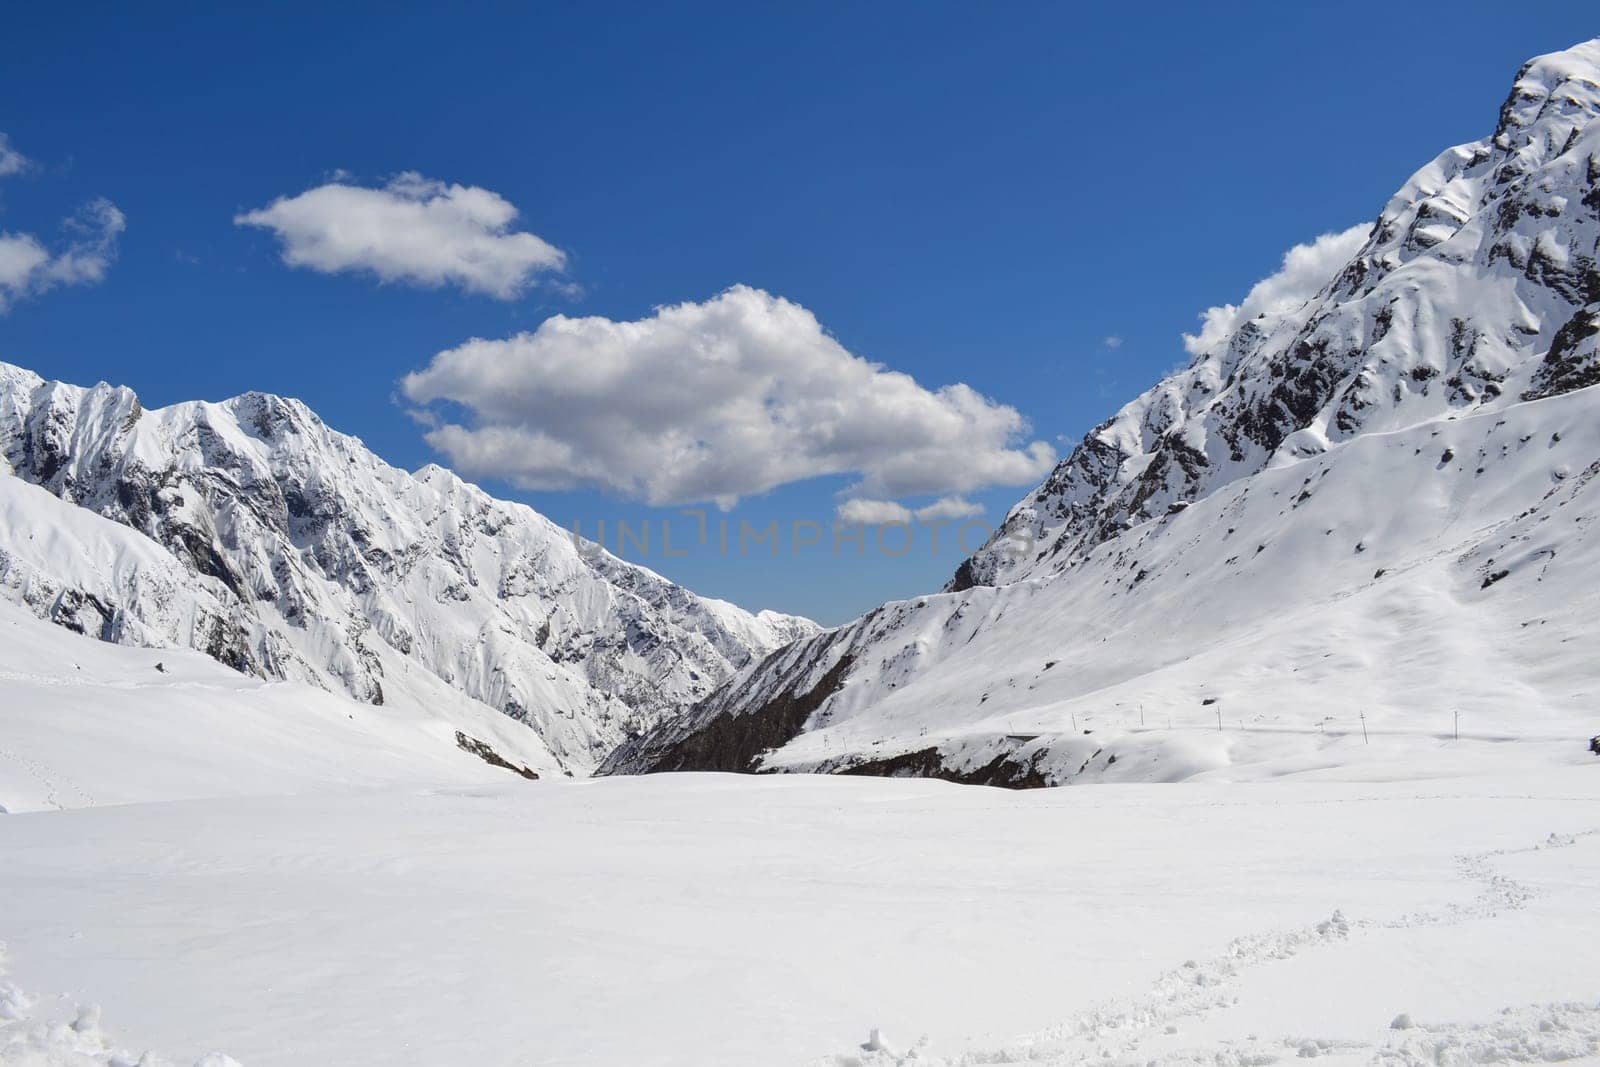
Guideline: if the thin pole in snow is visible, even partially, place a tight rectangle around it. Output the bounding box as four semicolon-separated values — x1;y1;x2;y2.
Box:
1216;706;1223;732
1139;703;1145;727
1454;710;1459;741
1361;712;1369;744
1072;711;1078;733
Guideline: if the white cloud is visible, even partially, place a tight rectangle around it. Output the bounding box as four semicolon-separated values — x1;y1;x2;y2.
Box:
836;499;913;525
0;133;31;178
403;285;1056;508
1102;335;1123;349
235;172;566;299
912;496;984;521
1182;223;1370;357
0;198;125;312
836;496;985;525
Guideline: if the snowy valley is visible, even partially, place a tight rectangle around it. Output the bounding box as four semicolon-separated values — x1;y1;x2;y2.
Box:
2;31;1600;1067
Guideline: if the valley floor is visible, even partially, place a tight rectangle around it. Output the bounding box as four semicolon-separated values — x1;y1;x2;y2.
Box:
2;767;1598;1066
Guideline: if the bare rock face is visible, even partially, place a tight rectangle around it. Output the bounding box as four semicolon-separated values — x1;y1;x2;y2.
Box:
0;362;815;774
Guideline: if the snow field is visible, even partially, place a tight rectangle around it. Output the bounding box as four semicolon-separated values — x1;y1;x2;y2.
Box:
1;769;1596;1066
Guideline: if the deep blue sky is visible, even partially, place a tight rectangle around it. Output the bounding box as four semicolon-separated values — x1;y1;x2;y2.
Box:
1;3;1594;623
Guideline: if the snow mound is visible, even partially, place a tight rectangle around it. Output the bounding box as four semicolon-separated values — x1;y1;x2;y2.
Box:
0;945;240;1067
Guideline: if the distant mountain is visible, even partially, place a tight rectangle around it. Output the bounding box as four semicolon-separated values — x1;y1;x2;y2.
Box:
0;362;815;774
605;38;1600;784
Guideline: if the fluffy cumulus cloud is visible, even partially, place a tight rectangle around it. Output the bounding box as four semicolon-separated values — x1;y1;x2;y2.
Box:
836;496;984;525
403;285;1055;509
0;133;31;178
1182;223;1370;357
235;172;566;298
0;197;125;313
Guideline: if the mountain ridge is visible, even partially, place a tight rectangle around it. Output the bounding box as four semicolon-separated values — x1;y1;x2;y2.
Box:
950;37;1600;592
605;37;1600;784
0;360;816;774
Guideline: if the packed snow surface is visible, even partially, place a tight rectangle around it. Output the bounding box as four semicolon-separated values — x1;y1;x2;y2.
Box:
0;768;1597;1066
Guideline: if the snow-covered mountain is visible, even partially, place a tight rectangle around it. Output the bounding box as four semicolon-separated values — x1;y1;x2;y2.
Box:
956;37;1600;592
605;38;1600;784
0;362;815;774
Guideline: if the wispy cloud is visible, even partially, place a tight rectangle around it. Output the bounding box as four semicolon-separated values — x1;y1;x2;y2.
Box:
0;133;31;179
1182;224;1370;357
0;190;125;313
836;496;984;525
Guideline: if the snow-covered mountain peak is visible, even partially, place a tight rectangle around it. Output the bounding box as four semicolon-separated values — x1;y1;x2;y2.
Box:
947;38;1600;592
1495;39;1600;147
605;38;1600;787
0;361;817;773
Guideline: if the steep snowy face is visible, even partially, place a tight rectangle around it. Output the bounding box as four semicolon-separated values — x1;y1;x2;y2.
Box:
954;39;1600;591
606;39;1600;784
0;362;815;772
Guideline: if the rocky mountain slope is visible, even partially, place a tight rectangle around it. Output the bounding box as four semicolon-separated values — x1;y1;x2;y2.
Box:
957;38;1600;592
605;38;1600;784
0;362;814;774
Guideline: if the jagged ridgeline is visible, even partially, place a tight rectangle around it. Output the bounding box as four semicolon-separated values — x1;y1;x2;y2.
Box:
0;363;815;774
605;39;1600;785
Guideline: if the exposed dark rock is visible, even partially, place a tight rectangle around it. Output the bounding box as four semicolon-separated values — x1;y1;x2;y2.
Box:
838;744;1051;790
615;652;856;775
1524;301;1600;401
454;731;540;780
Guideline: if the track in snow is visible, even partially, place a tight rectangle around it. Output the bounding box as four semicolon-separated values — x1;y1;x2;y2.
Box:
820;830;1600;1066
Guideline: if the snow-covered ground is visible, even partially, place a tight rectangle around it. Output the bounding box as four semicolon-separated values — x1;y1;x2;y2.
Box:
0;595;556;814
2;585;1597;1065
2;765;1597;1066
